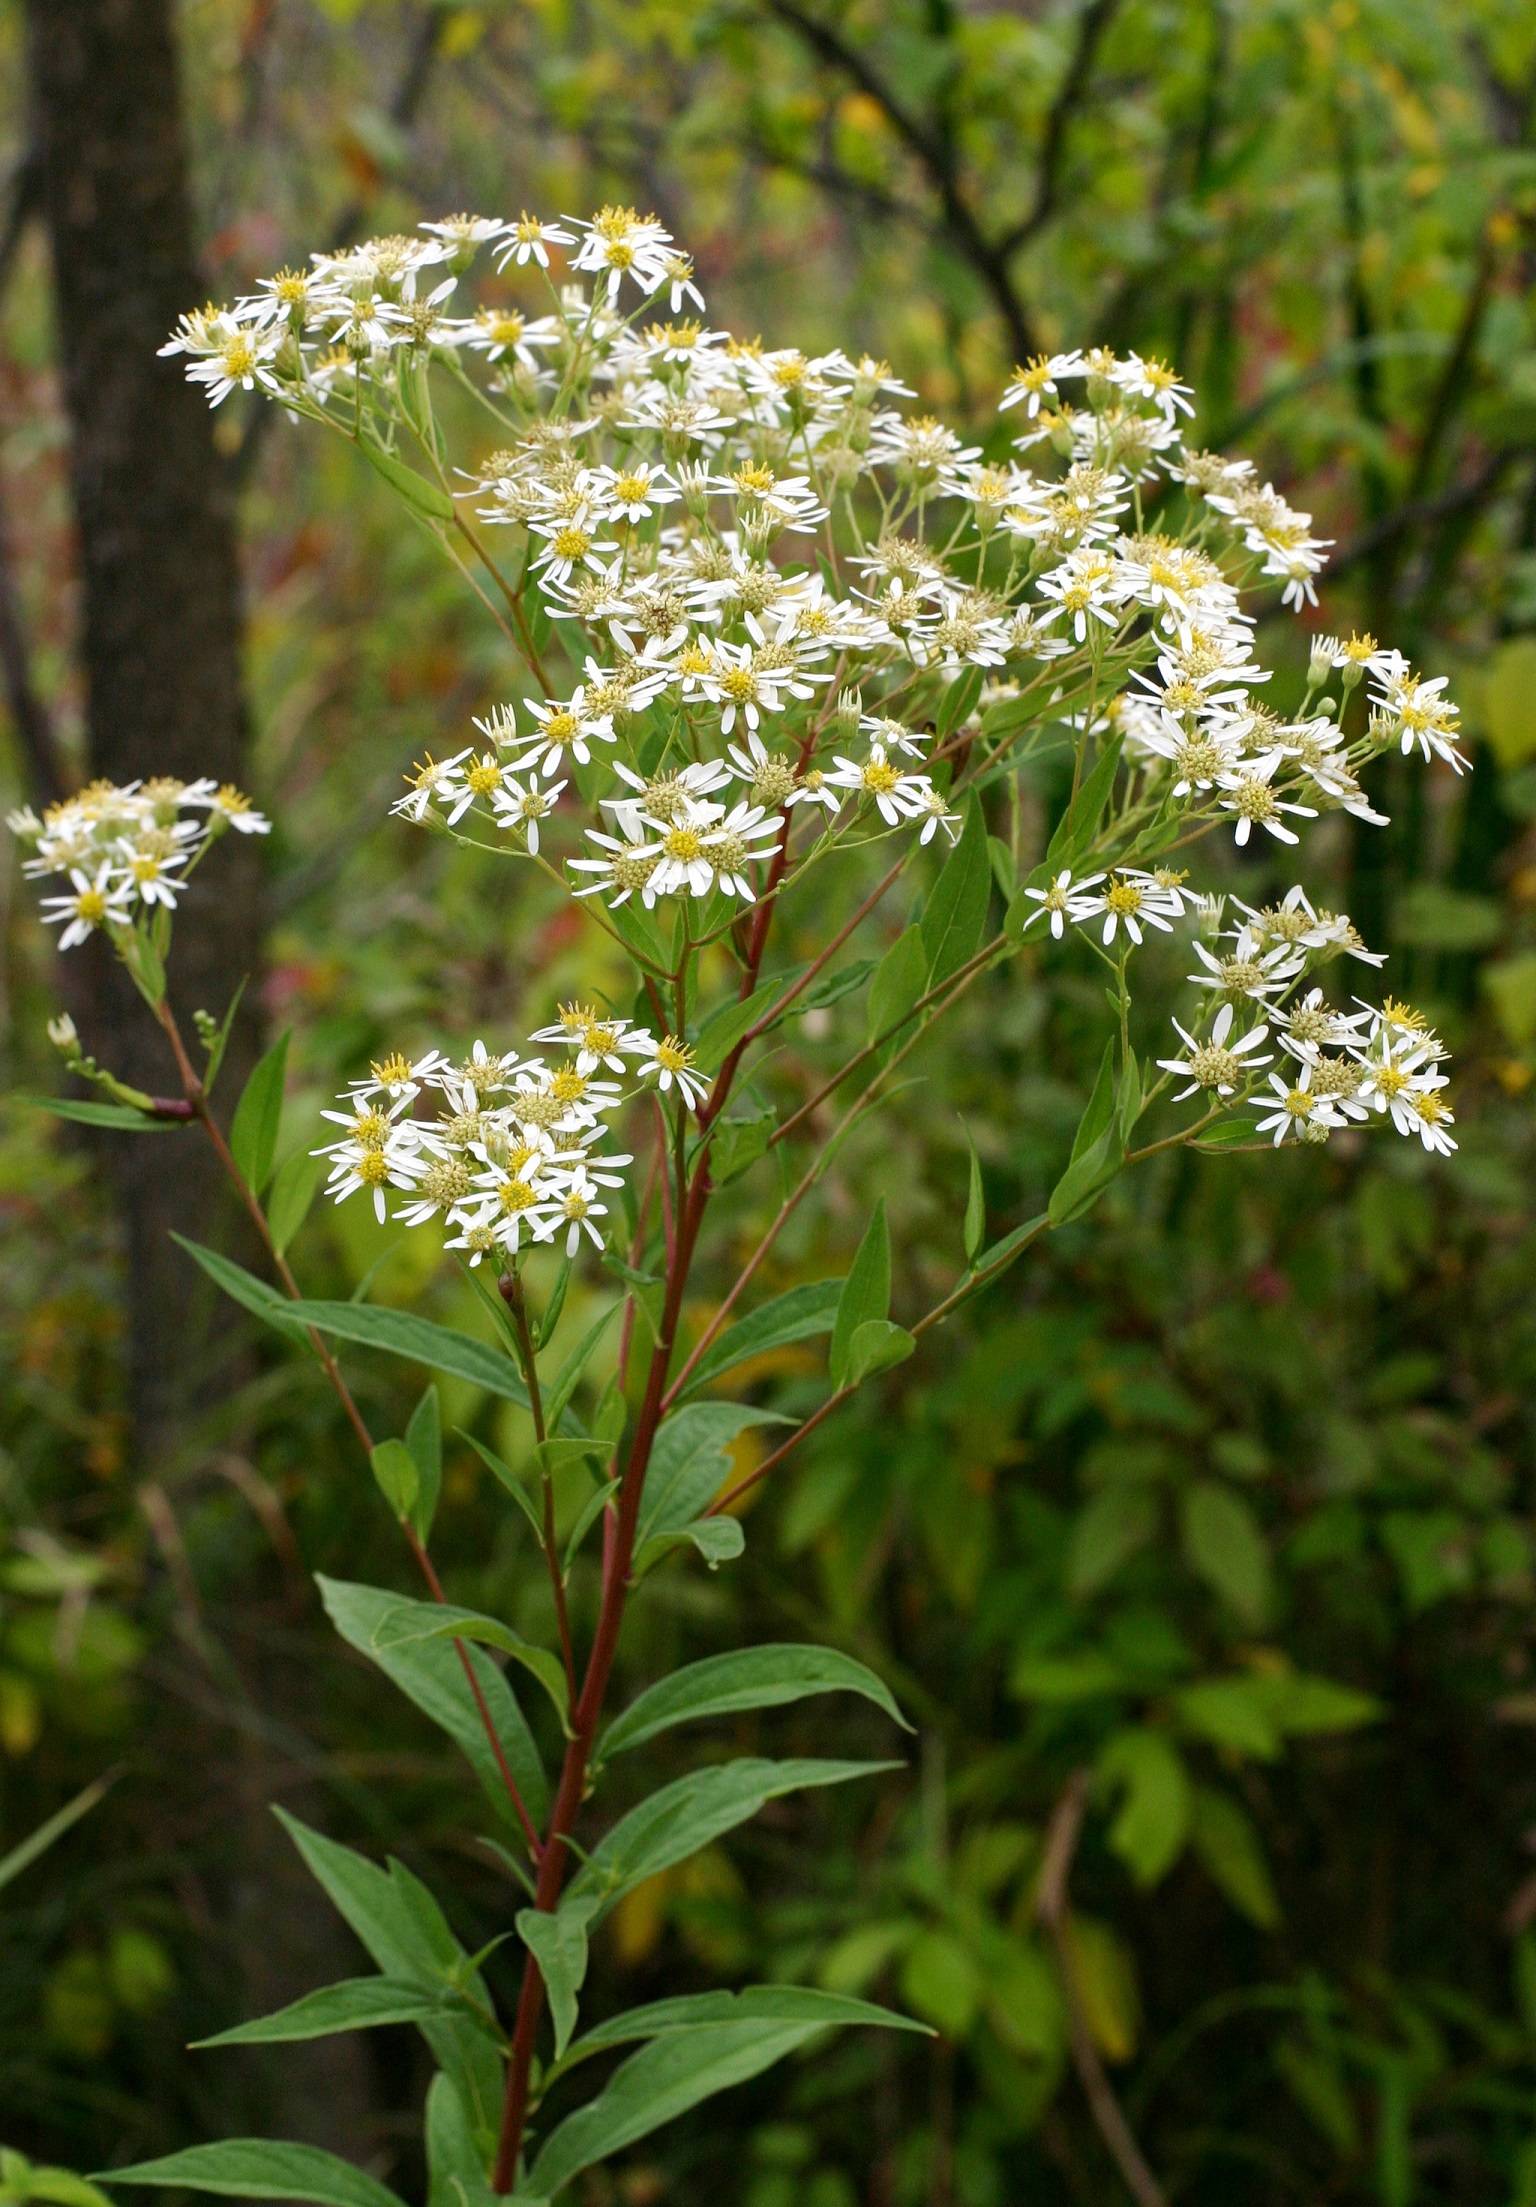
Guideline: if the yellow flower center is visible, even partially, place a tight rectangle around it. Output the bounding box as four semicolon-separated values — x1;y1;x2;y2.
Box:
664;826;706;862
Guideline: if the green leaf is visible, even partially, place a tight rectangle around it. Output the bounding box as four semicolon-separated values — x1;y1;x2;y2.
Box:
370;1596;569;1723
692;980;786;1072
192;1976;461;2048
1189;1785;1281;1928
675;1280;842;1401
601;1643;908;1762
285;1301;531;1408
544;1300;622;1432
2;2162;114;2207
634;1514;745;1576
517;1901;595;2061
202;976;248;1092
1068;1487;1158;1597
267;1149;324;1257
866;926;927;1057
901;1928;981;2039
1048;1041;1124;1226
1272;1674;1380;1735
0;1772;114;1898
1046;731;1124;870
829;1201;890;1390
1180;1482;1274;1629
936;664;983;737
919;795;990;986
424;2074;504;2207
24;1095;178;1132
458;1432;547;1546
562;1983;929;2066
1098;1729;1191;1886
101;2142;407;2207
841;1318;915;1386
273;1811;502;2145
531;1989;915;2195
1174;1678;1283;1760
568;1758;897;1920
963;1135;985;1264
171;1235;311;1346
229;1031;289;1196
405;1386;443;1543
636;1403;790;1543
370;1439;418;1523
317;1577;547;1825
356;434;455;520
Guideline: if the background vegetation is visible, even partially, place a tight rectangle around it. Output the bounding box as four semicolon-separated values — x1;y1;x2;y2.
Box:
3;2;1535;2201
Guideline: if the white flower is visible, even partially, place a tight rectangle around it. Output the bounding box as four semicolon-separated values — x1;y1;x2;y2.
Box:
1157;1002;1272;1100
1077;870;1184;948
637;1033;709;1110
39;864;133;949
1019;868;1105;940
824;744;928;827
1187;933;1306;1003
494;213;576;270
568;815;663;909
1214;753;1318;847
999;351;1085;417
520;690;617;778
1253;1066;1344;1146
528;1003;654;1075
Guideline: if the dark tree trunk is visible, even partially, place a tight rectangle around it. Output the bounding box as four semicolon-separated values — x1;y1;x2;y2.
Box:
22;0;264;1455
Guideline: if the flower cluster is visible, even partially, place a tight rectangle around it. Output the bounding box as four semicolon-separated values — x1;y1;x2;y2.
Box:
160;203;1463;942
1153;888;1456;1153
8;779;269;948
314;1006;708;1261
125;202;1476;1230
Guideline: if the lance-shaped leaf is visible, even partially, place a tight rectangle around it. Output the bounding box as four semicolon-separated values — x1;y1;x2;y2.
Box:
561;1983;931;2066
600;1643;909;1762
24;1095;179;1133
635;1403;791;1545
405;1385;443;1543
273;1811;502;2148
317;1578;548;1824
172;1235;311;1346
284;1300;532;1408
920;794;991;987
368;1595;570;1724
517;1897;598;2061
425;2075;532;2207
829;1202;890;1390
192;1976;466;2048
673;1278;843;1402
530;1991;921;2196
229;1031;289;1196
567;1757;897;1921
101;2142;407;2207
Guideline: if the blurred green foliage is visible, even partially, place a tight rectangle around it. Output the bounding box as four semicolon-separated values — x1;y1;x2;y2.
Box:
2;0;1535;2200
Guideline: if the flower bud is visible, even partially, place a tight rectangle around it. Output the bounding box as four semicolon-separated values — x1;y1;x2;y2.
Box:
47;1013;81;1060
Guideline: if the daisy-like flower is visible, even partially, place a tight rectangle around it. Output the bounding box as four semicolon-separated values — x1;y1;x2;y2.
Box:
314;1117;427;1223
494;213;576;270
999;351;1085;417
637;799;729;899
1078;870;1184;948
1157;1002;1272;1100
913;786;963;846
528;1003;654;1075
490;774;564;854
585;461;679;524
528;515;620;590
519;689;617;778
568;814;663;909
705;800;783;898
824;744;928;827
39;864;133;949
118;850;188;911
551;1170;610;1256
347;1048;453;1103
1253;1065;1344;1146
1187;933;1306;1003
1019;868;1105;940
185;320;286;408
436;750;511;825
569;205;674;298
1035;551;1125;643
1214;753;1318;847
858;713;928;759
638;1033;710;1110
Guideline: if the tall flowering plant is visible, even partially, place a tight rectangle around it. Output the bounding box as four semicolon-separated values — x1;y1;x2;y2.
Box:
11;204;1464;2200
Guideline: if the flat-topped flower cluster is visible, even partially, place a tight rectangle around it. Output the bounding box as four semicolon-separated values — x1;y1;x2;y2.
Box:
8;778;270;949
313;1005;705;1256
20;198;1457;1252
